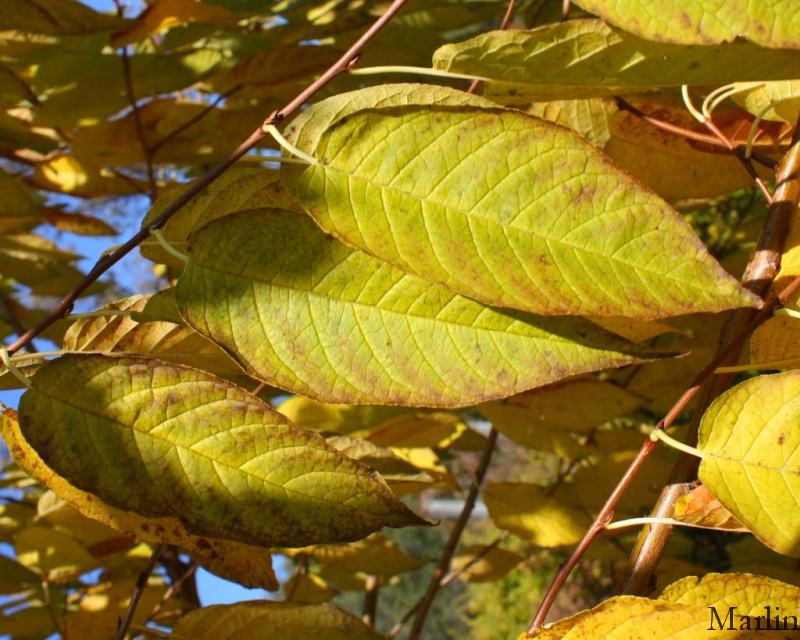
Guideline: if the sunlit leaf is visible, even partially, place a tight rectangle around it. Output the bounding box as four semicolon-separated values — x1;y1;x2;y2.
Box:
140;168;301;268
63;294;244;378
15;525;99;581
735;80;800;124
672;485;747;533
485;482;590;547
660;572;800;615
748;314;800;369
278;396;407;435
297;105;757;318
697;371;800;556
433;20;800;102
176;209;659;407
574;0;800;48
16;355;425;546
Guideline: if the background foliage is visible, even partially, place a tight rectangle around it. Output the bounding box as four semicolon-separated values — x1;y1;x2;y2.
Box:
0;0;799;638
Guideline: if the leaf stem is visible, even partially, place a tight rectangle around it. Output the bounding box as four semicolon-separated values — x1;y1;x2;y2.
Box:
648;429;704;458
407;427;498;640
350;66;490;83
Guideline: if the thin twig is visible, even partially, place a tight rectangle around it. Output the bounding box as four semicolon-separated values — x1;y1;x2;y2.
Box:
120;48;158;200
388;533;508;638
42;576;65;639
362;575;379;628
0;291;36;353
615;98;776;170
5;0;412;358
145;562;198;624
407;428;499;640
149;84;243;156
619;132;800;596
467;0;516;94
526;267;800;633
115;544;164;640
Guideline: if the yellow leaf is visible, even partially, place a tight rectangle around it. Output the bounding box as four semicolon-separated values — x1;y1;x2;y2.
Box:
15;525;98;581
482;379;643;434
278;395;407;434
485;482;590;547
366;412;469;449
451;544;523;582
672;485;746;532
749;314;800;368
284;573;336;603
112;0;236;47
172;601;384;639
660;573;800;618
1;407;278;589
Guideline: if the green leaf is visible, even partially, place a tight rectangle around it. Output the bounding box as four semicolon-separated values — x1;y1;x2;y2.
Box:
17;355;425;547
432;20;800;102
284;83;495;158
296;105;757;319
140;168;302;268
1;408;279;590
176;209;658;407
697;371;800;556
573;1;800;48
172;601;384;639
734;80;800;124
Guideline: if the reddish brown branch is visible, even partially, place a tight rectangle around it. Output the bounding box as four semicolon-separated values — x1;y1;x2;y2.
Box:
0;291;36;353
615;98;776;170
526;266;800;633
619;135;800;595
5;0;413;357
407;428;498;640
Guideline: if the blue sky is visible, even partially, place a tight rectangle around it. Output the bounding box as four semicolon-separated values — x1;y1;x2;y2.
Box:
0;0;290;608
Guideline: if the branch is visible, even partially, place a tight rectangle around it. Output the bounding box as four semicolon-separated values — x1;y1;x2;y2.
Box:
149;84;243;157
0;291;36;353
467;0;516;93
120;47;158;200
619;132;800;595
407;428;499;640
5;0;413;357
146;562;198;624
115;543;164;640
388;532;507;638
362;575;379;628
615;98;776;170
526;265;800;633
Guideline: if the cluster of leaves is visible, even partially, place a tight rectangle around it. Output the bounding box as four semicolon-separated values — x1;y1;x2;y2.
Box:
1;0;800;638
